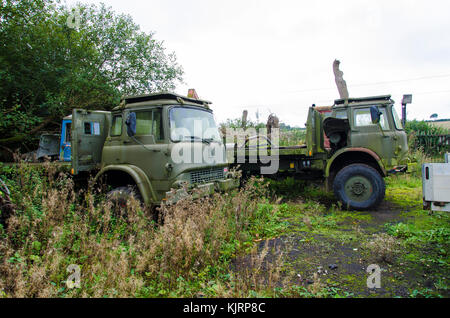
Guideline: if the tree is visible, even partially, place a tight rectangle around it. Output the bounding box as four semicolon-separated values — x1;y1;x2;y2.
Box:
0;0;183;148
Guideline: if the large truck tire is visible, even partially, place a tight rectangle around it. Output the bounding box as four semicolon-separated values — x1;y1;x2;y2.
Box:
106;186;143;219
333;164;385;211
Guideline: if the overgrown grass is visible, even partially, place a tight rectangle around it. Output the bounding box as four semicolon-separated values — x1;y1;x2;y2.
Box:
1;161;448;298
0;163;311;298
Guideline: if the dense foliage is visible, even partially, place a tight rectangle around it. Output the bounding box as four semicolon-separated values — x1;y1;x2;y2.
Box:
0;0;183;148
405;120;449;157
405;120;448;136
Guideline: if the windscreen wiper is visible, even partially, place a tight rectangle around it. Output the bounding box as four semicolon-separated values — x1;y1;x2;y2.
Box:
179;136;214;144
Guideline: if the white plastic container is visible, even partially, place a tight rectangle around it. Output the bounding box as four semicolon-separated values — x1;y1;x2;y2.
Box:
422;161;450;212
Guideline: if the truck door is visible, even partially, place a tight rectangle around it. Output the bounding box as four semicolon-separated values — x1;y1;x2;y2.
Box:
351;106;395;161
60;118;72;162
305;108;325;156
71;109;111;174
121;108;167;180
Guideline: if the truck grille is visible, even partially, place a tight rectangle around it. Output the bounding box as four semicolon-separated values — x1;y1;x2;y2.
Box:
190;168;224;184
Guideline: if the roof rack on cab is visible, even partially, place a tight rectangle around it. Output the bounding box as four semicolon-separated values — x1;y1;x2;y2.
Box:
120;91;212;108
334;95;392;106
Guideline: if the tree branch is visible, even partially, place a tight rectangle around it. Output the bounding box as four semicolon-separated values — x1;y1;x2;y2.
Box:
0;117;55;145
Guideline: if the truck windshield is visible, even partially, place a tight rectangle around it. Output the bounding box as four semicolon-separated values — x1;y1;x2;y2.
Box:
169;107;221;143
392;107;404;130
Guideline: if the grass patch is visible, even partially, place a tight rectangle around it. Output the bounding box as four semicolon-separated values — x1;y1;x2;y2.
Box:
1;163;448;298
385;175;423;209
0;164;299;298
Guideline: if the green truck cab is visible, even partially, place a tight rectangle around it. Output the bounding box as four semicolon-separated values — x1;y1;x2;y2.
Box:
232;95;408;210
71;92;238;208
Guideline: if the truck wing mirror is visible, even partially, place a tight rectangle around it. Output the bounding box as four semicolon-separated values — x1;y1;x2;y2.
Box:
370;106;381;124
126;112;137;137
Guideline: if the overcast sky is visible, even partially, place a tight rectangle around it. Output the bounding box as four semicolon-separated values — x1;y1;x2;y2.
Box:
66;0;450;127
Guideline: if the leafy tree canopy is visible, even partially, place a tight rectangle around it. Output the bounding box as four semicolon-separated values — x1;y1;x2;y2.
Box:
0;0;183;148
405;120;448;136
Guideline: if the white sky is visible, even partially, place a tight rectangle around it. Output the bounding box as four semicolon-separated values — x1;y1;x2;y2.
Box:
66;0;450;127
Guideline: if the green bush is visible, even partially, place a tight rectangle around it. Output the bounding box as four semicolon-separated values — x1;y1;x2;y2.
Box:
405;120;449;157
387;222;450;245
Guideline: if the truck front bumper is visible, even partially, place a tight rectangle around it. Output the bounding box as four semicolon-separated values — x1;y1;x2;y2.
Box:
164;178;240;205
387;165;408;174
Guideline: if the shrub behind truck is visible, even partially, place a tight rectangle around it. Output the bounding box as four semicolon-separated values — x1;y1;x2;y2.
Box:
230;95;409;210
1;115;72;169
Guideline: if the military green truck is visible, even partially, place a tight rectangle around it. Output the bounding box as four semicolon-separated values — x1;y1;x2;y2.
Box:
70;92;239;209
230;95;409;210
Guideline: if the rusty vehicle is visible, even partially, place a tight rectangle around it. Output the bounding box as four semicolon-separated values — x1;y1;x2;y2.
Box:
230;95;409;210
70;92;239;210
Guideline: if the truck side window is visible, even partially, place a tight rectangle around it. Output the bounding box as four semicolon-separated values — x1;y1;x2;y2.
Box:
65;123;71;142
354;107;389;130
152;109;163;140
335;110;347;119
84;122;92;135
136;111;153;135
134;109;163;140
111;115;123;136
392;107;404;130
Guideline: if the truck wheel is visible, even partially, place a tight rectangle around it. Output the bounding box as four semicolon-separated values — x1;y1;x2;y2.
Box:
333;164;385;211
106;186;143;219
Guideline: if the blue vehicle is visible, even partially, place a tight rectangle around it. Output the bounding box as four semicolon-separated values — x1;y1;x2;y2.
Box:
4;115;72;167
60;115;72;162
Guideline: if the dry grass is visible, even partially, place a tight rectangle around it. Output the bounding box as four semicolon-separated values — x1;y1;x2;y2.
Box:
229;240;286;297
0;163;293;298
363;233;402;264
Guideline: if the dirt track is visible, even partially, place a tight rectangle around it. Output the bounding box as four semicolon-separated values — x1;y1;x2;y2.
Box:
247;200;449;297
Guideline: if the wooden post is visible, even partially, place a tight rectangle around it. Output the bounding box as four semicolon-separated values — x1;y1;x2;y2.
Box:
242;110;248;129
402;104;407;127
333;59;349;100
266;114;279;140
